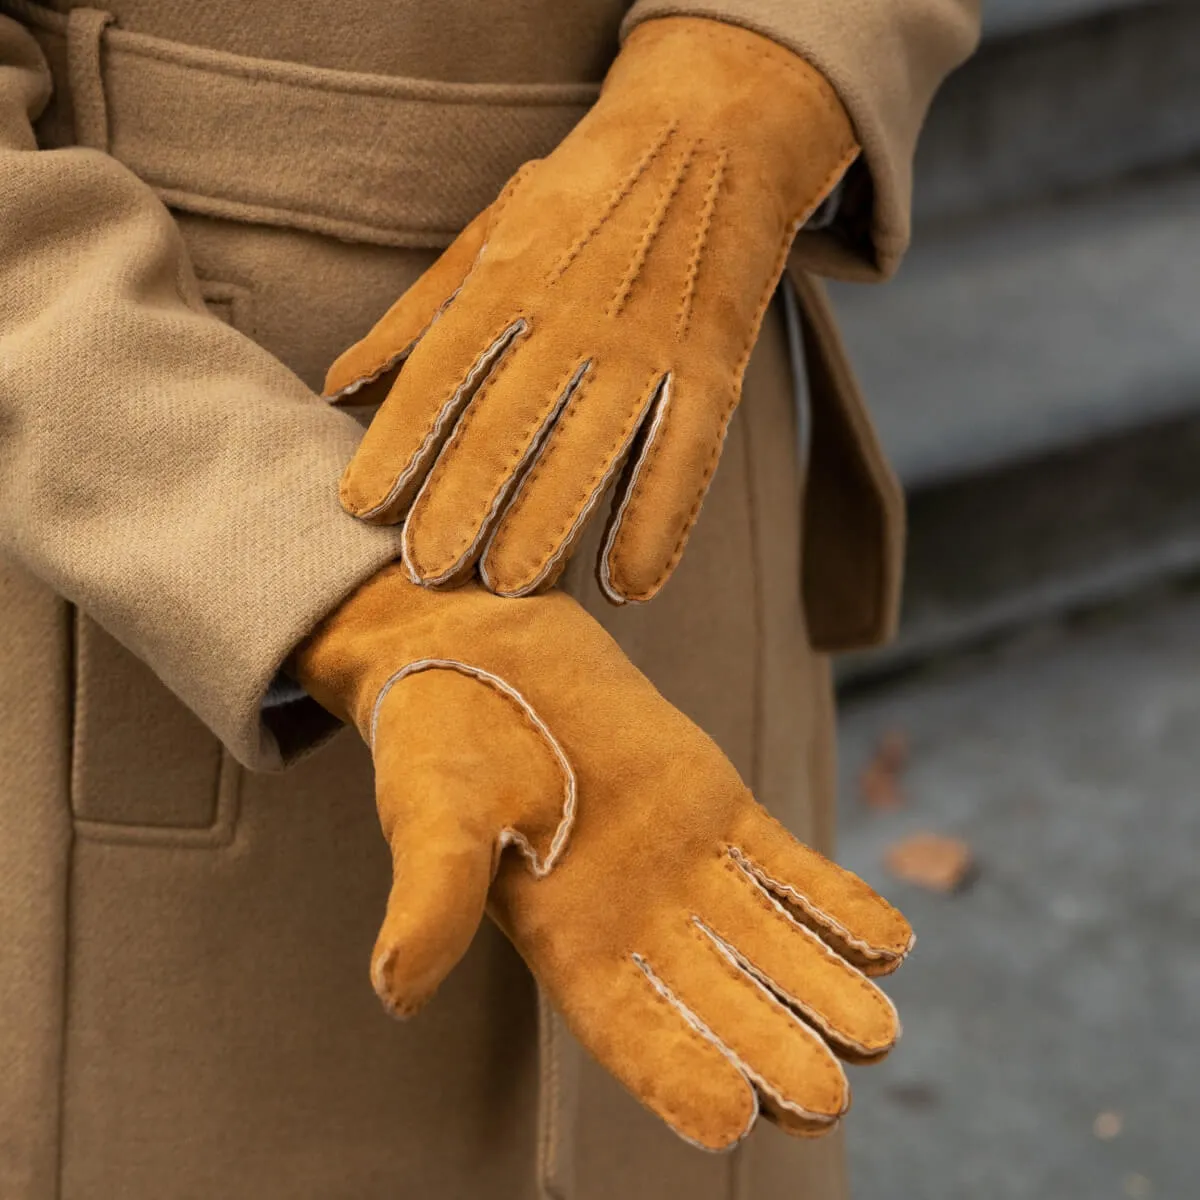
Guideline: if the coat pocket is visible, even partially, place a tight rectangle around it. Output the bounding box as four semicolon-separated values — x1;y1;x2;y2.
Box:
67;280;255;844
69;613;239;844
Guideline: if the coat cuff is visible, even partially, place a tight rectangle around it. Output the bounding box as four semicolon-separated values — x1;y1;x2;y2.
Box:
622;1;981;279
201;430;406;772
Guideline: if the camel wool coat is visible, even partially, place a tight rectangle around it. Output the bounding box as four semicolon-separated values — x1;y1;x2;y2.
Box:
0;1;978;1197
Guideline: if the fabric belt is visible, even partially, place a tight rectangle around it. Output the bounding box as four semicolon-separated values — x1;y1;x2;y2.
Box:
7;0;600;248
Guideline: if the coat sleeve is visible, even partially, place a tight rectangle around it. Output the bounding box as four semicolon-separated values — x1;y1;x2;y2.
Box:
0;15;404;770
622;0;982;279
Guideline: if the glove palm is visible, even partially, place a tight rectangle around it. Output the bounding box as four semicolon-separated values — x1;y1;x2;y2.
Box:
296;566;912;1149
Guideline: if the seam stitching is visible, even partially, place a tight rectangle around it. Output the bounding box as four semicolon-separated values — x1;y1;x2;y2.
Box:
404;353;585;577
369;658;575;878
550;120;678;282
709;865;899;1053
605;145;859;601
629;954;760;1150
728;839;912;961
349;316;525;521
608;142;695;318
681;920;847;1110
676;148;727;339
485;365;665;594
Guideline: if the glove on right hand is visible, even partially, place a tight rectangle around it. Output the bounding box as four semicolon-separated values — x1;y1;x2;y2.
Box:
295;564;912;1149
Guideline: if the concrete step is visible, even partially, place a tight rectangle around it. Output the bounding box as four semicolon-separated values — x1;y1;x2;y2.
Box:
914;0;1200;225
829;167;1200;679
840;409;1200;683
984;0;1156;39
826;4;1200;676
830;168;1200;489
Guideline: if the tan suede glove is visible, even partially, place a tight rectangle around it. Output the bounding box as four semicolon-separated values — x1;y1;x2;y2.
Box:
325;17;859;604
293;565;912;1149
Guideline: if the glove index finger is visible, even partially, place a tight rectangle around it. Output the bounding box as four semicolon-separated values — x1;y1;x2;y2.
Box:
338;308;527;525
323;204;492;404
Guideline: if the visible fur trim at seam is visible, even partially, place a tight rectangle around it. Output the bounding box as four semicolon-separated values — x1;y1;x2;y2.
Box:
630;952;760;1152
325;284;465;405
692;904;900;1062
597;373;672;604
481;366;665;598
370;658;576;877
631;948;844;1144
727;844;915;967
361;317;527;524
409;358;591;588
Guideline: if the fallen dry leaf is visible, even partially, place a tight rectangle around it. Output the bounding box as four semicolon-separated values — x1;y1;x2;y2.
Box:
1093;1111;1123;1140
859;730;910;810
884;833;974;893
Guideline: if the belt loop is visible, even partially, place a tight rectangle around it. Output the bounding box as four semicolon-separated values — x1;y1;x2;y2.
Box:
66;7;115;151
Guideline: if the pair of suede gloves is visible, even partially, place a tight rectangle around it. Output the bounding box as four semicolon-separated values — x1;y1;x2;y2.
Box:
293;18;912;1151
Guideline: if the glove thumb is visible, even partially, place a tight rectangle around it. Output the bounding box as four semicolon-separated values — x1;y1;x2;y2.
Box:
367;661;576;1018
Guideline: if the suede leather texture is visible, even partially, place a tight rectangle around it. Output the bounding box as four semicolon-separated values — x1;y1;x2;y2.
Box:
327;19;860;606
295;565;913;1150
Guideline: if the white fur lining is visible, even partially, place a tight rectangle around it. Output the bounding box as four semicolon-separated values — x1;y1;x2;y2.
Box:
727;844;916;965
407;358;591;587
480;368;666;598
370;658;576;878
359;318;527;523
597;373;672;605
692;905;901;1061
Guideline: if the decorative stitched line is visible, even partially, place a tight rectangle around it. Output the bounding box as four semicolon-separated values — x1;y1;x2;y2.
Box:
369;658;576;878
487;159;543;229
705;866;900;1055
483;365;665;594
404;352;588;578
728;834;913;963
608;143;696;318
680;923;847;1118
676;148;727;339
349;315;525;521
549;120;678;283
671;928;846;1121
604;146;859;600
629;954;760;1150
330;163;536;400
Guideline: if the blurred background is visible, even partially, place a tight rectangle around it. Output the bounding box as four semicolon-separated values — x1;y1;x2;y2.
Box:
826;2;1198;1196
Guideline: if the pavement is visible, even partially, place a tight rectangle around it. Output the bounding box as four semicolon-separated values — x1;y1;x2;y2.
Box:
834;586;1200;1200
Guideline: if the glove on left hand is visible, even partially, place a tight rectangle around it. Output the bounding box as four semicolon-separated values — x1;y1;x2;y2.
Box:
294;565;912;1150
325;17;858;603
